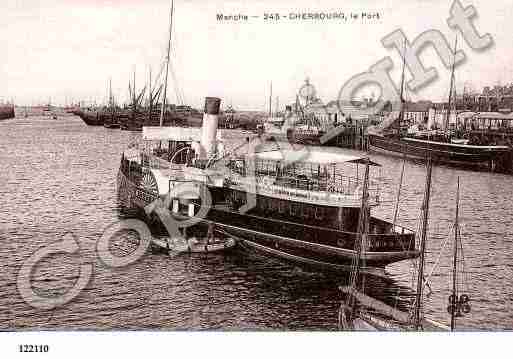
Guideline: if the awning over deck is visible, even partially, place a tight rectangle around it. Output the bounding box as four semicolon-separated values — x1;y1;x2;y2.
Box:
142;126;256;142
142;126;201;142
457;111;513;120
249;146;381;166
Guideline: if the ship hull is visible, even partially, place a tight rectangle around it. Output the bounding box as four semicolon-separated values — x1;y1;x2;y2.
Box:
116;167;418;270
368;134;512;172
267;131;323;145
76;110;104;126
0;106;15;120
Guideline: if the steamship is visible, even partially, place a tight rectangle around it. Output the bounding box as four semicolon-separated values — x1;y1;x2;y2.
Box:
264;105;325;145
117;97;418;271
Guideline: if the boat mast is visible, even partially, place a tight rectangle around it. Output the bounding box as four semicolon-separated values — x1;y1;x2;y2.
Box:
414;157;433;329
450;177;461;331
392;154;406;228
346;159;371;316
148;67;152;122
109;77;114;117
494;83;498;111
398;39;407;131
160;0;174;127
446;36;457;133
269;82;273;117
133;68;136;110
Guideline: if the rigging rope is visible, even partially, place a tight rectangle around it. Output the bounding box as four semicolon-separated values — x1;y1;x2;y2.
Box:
458;230;471;294
169;60;185;106
388;156;433;315
424;225;453;287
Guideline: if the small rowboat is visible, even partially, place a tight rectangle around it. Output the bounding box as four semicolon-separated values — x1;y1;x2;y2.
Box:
152;236;236;255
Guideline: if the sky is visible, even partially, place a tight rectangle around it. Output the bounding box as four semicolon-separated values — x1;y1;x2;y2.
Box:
2;0;513;109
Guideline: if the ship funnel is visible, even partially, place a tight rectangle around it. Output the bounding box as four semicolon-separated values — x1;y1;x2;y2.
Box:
200;97;221;159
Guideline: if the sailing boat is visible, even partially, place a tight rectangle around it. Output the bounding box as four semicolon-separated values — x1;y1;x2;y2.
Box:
448;177;472;330
159;0;173;128
143;68;163;127
367;37;510;172
122;70;147;131
339;161;471;331
104;78;121;129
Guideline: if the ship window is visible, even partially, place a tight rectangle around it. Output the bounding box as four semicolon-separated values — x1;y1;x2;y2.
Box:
271;199;279;212
259;197;266;211
314;206;324;220
302;204;309;218
264;197;271;212
290;202;297;216
276;199;281;213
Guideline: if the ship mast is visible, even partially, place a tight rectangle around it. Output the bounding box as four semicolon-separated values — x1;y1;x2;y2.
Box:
414;157;433;329
160;0;175;127
450;177;461;331
269;81;273;117
392;154;406;228
346;159;371;320
398;39;407;132
148;68;153;123
133;67;136;110
109;77;114;116
446;36;457;133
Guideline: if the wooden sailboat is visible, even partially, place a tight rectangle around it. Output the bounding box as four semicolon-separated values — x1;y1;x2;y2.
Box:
448;177;472;330
144;68;163;127
104;78;121;129
368;37;510;172
339;161;471;331
159;0;173;128
121;70;147;131
339;157;442;330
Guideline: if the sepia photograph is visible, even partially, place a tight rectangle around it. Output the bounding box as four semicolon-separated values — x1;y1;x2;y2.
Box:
1;0;513;356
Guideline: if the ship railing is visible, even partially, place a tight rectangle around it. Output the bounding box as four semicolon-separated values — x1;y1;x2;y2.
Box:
228;173;380;204
391;224;414;235
121;150;141;166
120;151;143;182
121;149;165;173
263;172;379;198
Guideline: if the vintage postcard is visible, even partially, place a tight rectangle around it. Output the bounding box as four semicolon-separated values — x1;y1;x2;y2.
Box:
1;0;512;357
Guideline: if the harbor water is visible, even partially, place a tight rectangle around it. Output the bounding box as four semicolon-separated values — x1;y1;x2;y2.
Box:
1;116;513;330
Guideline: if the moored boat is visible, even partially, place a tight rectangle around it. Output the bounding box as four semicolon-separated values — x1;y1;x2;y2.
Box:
263;79;326;145
368;38;512;173
77;108;104;126
117;97;419;271
0;104;15;120
338;159;471;331
368;133;510;171
103;79;121;129
152;233;236;254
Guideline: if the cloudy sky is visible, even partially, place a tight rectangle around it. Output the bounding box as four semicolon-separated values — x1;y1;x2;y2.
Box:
2;0;512;109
